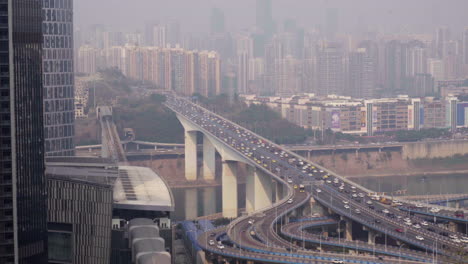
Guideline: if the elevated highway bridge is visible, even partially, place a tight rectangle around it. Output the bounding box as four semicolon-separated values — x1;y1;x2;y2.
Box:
164;95;467;264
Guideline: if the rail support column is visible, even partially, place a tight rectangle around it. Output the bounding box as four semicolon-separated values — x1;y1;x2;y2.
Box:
184;130;198;181
222;160;238;218
185;188;198;220
246;166;273;213
202;135;216;181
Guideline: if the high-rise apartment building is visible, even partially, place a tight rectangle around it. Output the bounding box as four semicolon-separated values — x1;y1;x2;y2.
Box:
384;40;406;95
463;28;468;65
77;45;98;74
349;48;376;99
325;8;339;39
0;1;48;263
317;43;345;96
435;27;450;59
237;51;250;94
153;24;167;48
43;0;75;156
256;0;274;36
210;8;225;35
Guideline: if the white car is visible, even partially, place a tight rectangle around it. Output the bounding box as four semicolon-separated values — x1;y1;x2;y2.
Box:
344;204;350;209
415;203;424;208
430;207;440;213
367;201;373;205
452;238;461;243
420;221;428;226
415;235;424;241
287;199;293;204
209;240;215;246
355;209;361;214
287;179;293;184
316;189;322;193
332;260;344;264
449;234;458;239
343;200;349;204
382;209;389;214
405;221;412;226
217;244;225;249
413;224;421;229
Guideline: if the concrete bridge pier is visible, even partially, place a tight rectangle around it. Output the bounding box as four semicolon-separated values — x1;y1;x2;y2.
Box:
222;160;238;218
367;230;377;245
202;135;216;181
203;187;216;216
344;219;353;241
275;181;284;202
185;188;198;220
184;130;198;181
246;166;273;214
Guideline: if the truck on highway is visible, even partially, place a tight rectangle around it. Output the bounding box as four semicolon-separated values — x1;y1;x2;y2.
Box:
379;197;392;205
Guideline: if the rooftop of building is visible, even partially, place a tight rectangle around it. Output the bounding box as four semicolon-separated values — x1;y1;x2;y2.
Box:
45;156;118;187
46;157;174;212
114;166;174;212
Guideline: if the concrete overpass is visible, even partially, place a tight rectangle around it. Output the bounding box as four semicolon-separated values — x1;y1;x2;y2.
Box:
165;95;467;264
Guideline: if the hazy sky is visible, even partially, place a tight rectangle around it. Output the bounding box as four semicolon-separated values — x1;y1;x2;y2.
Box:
75;0;468;34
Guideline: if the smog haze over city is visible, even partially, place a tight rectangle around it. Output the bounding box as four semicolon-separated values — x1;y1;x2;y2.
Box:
2;0;468;264
76;0;468;33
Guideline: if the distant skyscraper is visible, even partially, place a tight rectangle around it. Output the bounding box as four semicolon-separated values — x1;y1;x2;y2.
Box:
0;1;48;263
153;24;167;47
237;51;250;94
384;40;406;95
43;0;75;156
256;0;274;36
325;8;339;39
210;8;225;35
435;27;450;59
463;28;468;65
317;43;345;96
167;20;181;46
427;58;445;94
77;45;98;74
349;48;376;99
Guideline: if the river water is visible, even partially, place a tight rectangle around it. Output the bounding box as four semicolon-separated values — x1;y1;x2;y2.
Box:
170;173;468;221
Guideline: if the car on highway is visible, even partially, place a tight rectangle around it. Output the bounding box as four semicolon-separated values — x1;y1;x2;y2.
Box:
217;244;225;249
316;189;322;193
413;224;421;229
287;199;293;204
332;260;344;264
209;240;215;246
415;235;424;241
421;221;428;226
430;207;440;213
344;204;350;209
395;228;404;233
355;209;361;214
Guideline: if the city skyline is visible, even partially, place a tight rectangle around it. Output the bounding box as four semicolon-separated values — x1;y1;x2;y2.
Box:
75;0;468;34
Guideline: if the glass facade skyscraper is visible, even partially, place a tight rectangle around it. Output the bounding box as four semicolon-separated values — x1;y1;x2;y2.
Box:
43;0;75;156
0;0;48;263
